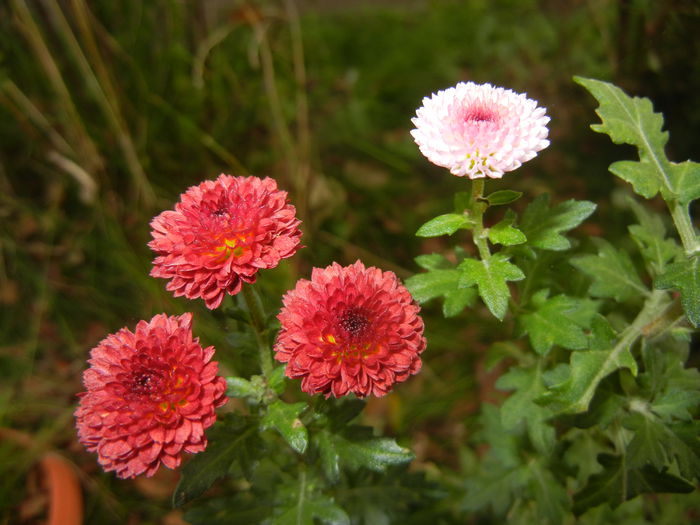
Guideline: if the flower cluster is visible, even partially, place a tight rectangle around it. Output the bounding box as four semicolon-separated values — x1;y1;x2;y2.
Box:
411;81;550;179
274;261;426;398
75;313;227;479
149;174;302;309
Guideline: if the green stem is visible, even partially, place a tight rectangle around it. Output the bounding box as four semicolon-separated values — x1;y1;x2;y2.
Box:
470;178;491;260
668;199;700;256
242;285;274;378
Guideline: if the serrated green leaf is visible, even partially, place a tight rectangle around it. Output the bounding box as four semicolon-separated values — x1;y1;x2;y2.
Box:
262;400;308;454
652;388;700;421
571;238;648;302
655;256;700;326
273;481;349;525
317;430;340;483
519;194;596;251
538;342;637;414
173;415;259;507
623;411;668;470
627;199;681;276
529;459;569;524
458;254;524;320
333;426;414;472
486;189;523;206
572;454;694;515
609;160;662;199
488;209;527;246
442;287;477;317
414;253;450;270
577;77;700;206
416;213;471;237
495;364;555;454
670;160;700;204
405;269;460;303
519;290;599;355
575;77;670;198
586;314;617;350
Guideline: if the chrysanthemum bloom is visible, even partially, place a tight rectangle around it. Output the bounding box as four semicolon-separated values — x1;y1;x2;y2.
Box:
149;175;302;309
411;81;550;179
75;313;227;479
274;261;426;398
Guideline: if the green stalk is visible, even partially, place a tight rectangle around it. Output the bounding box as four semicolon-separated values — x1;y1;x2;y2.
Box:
242;284;274;378
470;178;491;260
668;198;700;256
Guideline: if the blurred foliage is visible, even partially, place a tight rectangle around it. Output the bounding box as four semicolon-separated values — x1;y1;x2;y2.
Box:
0;0;698;522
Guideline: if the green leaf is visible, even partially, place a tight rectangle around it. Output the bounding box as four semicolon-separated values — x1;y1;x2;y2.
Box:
227;376;258;399
458;254;525;320
488;209;527;246
173;414;259;507
519;290;599;356
575;76;670;199
414;253;450;270
529;459;569;524
627;199;682;276
655;256;700;326
485;189;523;206
416;213;471;237
405;269;460;303
262;400;308;454
495;364;555;454
572;454;694;515
538;339;637;415
442;287;477;317
670;160;700;204
333;426;414;472
316;429;340;483
273;478;350;525
571;238;648;302
519;194;596;251
578;76;700;208
268;365;288;395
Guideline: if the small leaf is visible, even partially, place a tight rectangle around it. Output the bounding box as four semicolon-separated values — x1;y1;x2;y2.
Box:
268;365;288;395
416;213;471;237
519;290;599;356
262;400;308;454
571;238;648;302
519;194;596;251
414;253;450;270
442;287;477;317
405;269;460;303
458;254;525;320
572;454;694;515
495;364;555;454
627;199;681;276
488;209;527;246
485;189;523;206
538;342;638;414
227;376;258;399
670;160;700;204
655;256;700;326
333;426;414;472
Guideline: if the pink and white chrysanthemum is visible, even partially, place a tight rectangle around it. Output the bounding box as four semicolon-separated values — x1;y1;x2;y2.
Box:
149;175;302;309
75;313;227;479
274;261;426;398
411;82;550;179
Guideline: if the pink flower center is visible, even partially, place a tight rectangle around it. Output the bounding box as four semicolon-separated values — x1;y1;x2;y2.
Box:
464;106;497;123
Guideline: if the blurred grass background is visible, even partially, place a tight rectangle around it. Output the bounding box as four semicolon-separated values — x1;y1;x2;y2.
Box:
1;0;699;523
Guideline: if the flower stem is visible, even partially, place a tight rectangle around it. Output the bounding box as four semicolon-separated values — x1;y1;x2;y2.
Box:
242;284;274;378
470;178;491;260
668;199;700;256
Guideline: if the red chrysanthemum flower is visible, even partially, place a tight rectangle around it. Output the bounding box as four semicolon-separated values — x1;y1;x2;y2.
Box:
74;313;227;479
149;174;302;309
274;261;426;398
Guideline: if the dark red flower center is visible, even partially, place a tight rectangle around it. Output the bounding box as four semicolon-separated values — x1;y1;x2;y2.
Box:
340;308;371;339
130;369;164;395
